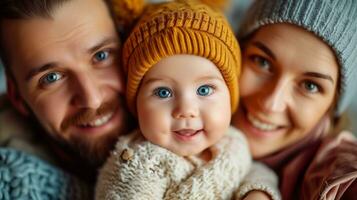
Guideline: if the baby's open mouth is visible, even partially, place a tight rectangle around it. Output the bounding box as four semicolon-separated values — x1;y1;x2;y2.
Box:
173;129;203;140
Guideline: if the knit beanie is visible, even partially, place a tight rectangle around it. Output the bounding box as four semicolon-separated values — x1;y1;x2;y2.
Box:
122;0;241;115
238;0;357;116
111;0;145;30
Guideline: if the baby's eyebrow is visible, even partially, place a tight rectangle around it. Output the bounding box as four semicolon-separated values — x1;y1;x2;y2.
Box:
142;77;172;86
196;76;225;82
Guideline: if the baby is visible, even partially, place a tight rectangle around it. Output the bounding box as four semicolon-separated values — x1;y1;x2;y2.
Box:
96;1;280;199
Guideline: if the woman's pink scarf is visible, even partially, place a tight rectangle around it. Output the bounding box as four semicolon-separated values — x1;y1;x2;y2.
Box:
258;115;357;199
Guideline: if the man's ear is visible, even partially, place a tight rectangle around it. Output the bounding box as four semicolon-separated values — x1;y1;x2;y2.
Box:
6;76;29;116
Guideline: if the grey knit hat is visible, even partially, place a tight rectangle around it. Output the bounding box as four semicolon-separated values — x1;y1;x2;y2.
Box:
238;0;357;116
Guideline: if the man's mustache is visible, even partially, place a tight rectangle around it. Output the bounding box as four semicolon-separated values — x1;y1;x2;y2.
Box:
60;98;121;131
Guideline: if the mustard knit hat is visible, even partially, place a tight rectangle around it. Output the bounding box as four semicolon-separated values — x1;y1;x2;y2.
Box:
111;0;145;30
122;0;241;115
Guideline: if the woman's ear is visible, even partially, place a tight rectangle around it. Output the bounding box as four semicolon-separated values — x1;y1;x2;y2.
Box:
6;76;29;116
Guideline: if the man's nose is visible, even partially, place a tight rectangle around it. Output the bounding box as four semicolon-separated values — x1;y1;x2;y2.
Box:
71;73;103;109
172;96;199;119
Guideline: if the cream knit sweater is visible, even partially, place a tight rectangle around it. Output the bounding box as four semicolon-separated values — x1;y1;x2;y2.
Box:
96;126;280;200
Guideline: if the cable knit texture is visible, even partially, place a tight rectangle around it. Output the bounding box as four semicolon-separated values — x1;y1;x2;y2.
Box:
237;162;281;200
0;148;90;200
96;126;255;200
111;0;145;29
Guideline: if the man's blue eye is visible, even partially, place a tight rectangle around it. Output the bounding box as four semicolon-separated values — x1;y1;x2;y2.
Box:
154;87;172;98
41;72;62;85
197;85;213;96
94;50;109;62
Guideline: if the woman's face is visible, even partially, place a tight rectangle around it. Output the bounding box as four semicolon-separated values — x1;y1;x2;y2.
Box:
232;23;339;158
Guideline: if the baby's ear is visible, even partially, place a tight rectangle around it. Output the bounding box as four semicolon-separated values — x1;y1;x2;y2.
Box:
111;0;145;30
197;0;230;12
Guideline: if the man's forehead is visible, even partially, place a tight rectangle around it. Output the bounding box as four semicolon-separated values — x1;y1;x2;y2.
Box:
1;0;113;50
3;0;116;59
2;0;117;78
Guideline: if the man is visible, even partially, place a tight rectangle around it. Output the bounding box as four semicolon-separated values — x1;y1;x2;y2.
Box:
0;0;132;197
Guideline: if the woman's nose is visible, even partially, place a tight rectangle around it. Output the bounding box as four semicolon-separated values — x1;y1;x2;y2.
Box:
259;78;291;113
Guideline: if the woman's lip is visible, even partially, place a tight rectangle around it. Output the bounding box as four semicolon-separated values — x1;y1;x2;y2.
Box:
247;113;279;131
240;106;285;139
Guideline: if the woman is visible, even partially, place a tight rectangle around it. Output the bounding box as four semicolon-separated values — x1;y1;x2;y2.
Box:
232;0;357;199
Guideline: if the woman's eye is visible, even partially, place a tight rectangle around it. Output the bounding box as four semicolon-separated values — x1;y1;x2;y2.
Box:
40;72;63;86
94;50;109;62
197;85;213;96
302;81;320;93
154;87;172;98
251;55;271;71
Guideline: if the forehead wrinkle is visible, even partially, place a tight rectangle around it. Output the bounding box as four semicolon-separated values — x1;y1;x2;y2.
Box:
29;21;97;69
49;22;88;45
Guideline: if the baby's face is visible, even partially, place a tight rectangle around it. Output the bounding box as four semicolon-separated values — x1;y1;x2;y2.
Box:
136;54;231;157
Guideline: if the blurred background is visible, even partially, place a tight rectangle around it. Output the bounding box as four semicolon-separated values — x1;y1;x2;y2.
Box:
1;0;356;133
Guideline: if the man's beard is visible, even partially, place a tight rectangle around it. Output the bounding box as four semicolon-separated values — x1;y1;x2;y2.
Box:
58;97;125;167
26;95;134;168
69;127;120;167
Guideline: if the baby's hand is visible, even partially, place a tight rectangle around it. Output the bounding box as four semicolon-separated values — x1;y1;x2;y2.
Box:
242;190;271;200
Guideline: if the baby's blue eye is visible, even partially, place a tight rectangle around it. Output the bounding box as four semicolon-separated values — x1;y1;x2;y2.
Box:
154;87;172;98
197;85;213;96
94;50;109;62
41;72;62;85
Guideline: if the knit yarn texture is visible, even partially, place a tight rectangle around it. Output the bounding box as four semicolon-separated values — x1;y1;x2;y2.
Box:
96;126;252;200
122;0;241;114
238;0;357;116
111;0;144;29
0;148;90;200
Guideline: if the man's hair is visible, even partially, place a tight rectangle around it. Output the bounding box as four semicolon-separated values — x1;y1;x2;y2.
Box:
0;0;71;73
0;0;120;76
0;0;71;19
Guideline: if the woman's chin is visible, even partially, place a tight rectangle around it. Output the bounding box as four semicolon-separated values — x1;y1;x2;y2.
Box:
249;141;276;159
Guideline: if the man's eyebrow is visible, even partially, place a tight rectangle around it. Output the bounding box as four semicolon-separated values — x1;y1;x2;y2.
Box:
252;41;276;60
304;72;334;84
25;37;119;82
87;37;118;54
25;63;57;82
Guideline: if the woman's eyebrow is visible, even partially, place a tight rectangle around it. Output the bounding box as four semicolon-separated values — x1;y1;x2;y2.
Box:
251;42;335;84
304;72;334;84
252;41;277;60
